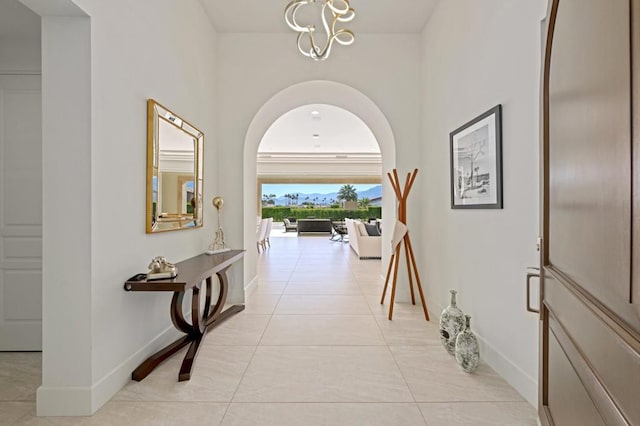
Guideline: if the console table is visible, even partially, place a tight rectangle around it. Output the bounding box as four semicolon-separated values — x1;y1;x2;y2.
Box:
124;250;245;382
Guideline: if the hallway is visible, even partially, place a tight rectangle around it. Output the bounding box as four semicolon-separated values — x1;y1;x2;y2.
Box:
1;234;536;425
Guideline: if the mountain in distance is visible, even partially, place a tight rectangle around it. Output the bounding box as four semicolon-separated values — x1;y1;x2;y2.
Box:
357;185;383;200
273;185;381;206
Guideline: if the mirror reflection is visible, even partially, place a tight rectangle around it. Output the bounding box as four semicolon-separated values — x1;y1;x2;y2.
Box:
147;99;203;233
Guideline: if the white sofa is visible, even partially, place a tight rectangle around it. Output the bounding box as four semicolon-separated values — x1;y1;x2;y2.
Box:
345;218;381;259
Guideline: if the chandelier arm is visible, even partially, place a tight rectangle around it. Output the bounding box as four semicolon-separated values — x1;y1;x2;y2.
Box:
285;0;312;32
336;7;355;23
297;31;325;60
296;32;313;58
326;0;350;16
333;29;355;46
321;1;333;44
307;31;327;59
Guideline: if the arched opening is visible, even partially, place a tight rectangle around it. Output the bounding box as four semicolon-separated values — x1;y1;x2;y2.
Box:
243;80;397;290
257;103;381;215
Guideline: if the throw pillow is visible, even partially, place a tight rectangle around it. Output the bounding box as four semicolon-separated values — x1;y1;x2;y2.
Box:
364;222;381;236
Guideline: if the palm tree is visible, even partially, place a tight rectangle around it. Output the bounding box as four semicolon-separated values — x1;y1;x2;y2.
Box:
262;193;276;205
358;197;371;208
337;184;358;202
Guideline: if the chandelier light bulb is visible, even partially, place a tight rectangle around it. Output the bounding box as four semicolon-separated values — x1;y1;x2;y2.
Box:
284;0;355;61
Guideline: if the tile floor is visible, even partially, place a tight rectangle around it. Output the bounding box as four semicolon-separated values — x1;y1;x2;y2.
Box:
0;231;538;425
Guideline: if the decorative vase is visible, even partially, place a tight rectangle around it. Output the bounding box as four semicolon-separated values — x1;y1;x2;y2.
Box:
455;315;480;373
439;290;465;355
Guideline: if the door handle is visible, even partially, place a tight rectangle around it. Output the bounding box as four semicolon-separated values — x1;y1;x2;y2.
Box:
526;267;540;314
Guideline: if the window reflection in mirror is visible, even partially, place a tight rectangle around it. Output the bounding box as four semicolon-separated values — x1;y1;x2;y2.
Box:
146;99;203;233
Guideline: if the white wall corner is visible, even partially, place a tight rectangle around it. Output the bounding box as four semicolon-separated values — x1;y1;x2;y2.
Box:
37;324;181;417
89;325;183;414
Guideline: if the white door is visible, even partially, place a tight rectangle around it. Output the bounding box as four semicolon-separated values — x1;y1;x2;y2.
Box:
0;75;42;351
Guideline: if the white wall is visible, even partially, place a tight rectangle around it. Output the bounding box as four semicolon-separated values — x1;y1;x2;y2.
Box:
420;0;546;406
30;0;218;415
0;38;40;73
217;34;422;291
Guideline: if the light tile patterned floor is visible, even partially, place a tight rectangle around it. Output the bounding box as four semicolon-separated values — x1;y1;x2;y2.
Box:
0;232;538;425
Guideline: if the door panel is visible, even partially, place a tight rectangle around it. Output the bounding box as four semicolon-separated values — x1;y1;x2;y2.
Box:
546;272;640;423
547;323;605;426
548;0;631;319
0;75;42;351
541;0;640;424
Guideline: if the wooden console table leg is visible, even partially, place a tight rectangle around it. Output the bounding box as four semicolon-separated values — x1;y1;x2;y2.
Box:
132;335;192;381
179;336;205;382
178;268;245;381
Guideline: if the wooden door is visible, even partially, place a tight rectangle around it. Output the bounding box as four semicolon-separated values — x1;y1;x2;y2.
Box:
540;0;640;424
0;75;42;351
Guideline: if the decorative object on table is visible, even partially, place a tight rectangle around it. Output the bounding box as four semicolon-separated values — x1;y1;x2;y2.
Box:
450;104;503;209
439;290;466;355
380;168;430;321
147;256;178;280
455;315;480;373
206;196;231;254
284;0;355;61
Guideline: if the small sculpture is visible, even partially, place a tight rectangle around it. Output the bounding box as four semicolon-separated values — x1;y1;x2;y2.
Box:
147;256;178;280
206;196;231;254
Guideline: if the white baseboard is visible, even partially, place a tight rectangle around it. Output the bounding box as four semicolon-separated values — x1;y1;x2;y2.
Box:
244;275;258;296
36;325;181;417
89;325;182;414
475;334;537;407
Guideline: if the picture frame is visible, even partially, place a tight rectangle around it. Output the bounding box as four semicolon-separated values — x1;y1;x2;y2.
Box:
450;105;503;209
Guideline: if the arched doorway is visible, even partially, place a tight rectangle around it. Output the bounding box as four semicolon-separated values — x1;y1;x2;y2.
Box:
257;103;382;216
243;80;397;289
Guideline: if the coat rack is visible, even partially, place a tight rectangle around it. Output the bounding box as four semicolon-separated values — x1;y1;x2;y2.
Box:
380;168;430;321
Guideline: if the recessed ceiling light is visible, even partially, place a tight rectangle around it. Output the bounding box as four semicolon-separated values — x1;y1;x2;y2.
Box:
311;110;320;116
311;111;321;121
312;134;320;139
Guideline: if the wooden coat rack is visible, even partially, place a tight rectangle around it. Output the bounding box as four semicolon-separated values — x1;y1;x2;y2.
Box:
380;168;430;321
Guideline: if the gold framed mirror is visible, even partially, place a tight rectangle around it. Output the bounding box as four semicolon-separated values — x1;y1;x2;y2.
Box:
146;99;204;233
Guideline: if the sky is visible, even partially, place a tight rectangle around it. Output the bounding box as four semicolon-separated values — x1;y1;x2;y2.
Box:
262;183;378;197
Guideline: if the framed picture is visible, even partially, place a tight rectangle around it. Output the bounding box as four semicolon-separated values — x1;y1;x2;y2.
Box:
450;105;503;209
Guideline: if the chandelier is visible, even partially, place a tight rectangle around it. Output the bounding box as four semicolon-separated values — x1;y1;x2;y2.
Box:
284;0;355;61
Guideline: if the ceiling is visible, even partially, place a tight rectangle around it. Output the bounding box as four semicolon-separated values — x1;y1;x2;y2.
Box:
259;104;379;154
199;0;439;34
1;0;430;161
0;0;40;40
